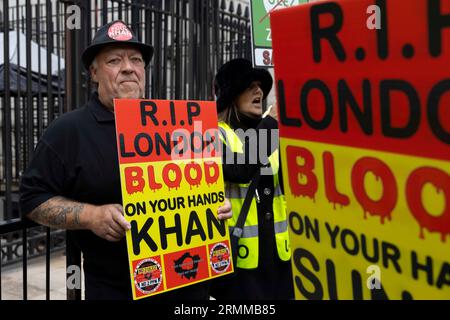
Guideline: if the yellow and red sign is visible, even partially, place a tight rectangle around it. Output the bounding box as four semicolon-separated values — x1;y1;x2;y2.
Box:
114;99;233;299
271;0;450;299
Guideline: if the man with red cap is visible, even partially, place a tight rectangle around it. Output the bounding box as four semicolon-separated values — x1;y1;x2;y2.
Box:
19;20;232;300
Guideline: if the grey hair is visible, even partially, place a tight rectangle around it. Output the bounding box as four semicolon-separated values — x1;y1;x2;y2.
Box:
89;58;99;89
90;57;98;69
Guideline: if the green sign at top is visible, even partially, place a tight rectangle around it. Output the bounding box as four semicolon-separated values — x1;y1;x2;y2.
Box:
250;0;307;67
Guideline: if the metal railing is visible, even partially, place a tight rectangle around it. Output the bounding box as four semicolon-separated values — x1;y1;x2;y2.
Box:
0;219;68;300
66;0;252;109
1;0;251;300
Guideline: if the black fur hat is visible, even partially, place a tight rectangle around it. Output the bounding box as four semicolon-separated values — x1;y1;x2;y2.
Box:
82;20;154;70
214;58;273;113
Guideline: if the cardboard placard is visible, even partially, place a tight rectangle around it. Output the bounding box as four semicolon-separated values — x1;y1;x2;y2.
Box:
114;99;233;299
271;0;450;299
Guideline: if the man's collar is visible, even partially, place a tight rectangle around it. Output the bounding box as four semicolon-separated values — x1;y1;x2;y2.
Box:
88;92;115;122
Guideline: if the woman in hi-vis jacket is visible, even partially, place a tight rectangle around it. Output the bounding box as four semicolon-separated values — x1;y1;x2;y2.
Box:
210;58;294;300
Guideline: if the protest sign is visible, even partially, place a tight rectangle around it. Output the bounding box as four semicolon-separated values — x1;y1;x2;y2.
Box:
114;99;233;299
271;0;450;299
249;0;306;67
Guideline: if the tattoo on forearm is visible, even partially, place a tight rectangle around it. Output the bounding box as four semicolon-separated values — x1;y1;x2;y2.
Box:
29;196;84;229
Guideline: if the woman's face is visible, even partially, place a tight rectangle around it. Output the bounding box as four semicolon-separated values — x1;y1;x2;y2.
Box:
235;81;264;119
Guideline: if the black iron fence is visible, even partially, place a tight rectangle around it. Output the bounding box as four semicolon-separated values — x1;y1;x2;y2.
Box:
1;0;251;300
67;0;252;110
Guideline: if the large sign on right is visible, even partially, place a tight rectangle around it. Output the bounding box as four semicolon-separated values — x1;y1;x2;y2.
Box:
271;0;450;299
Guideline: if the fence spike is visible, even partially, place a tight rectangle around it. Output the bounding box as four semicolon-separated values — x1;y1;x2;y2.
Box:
229;1;234;14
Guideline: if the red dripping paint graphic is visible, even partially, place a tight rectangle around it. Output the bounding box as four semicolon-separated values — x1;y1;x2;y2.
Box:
163;163;182;191
351;157;398;224
125;166;145;195
286;146;318;201
185;162;202;189
204;161;220;186
323;151;350;209
406;167;450;243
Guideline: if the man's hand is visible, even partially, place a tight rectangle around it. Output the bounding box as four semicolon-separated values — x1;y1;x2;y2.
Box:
27;197;131;242
217;198;233;220
88;204;131;242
